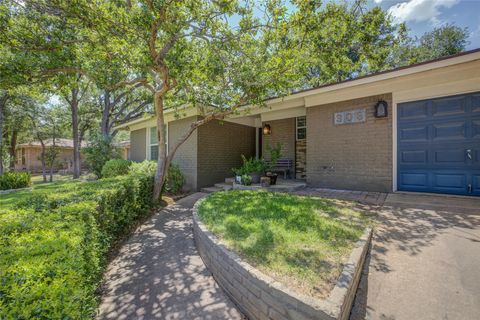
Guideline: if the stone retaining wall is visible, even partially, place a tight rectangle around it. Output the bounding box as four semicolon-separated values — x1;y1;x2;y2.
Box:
192;198;372;320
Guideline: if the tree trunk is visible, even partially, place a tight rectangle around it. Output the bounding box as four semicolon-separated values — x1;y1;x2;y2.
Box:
40;141;46;182
9;128;18;170
100;90;111;138
71;88;81;179
153;92;168;201
0;93;7;175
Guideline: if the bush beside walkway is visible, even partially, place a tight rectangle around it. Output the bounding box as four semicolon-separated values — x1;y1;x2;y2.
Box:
0;173;155;319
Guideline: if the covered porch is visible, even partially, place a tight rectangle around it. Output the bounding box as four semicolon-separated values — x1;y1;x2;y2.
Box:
225;104;307;181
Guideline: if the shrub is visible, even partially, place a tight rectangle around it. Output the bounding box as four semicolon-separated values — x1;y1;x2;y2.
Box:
83;133;121;177
164;163;185;194
241;174;252;185
0;172;155;319
129;160;157;177
101;159;132;178
232;155;267;177
0;171;31;190
128;161;185;194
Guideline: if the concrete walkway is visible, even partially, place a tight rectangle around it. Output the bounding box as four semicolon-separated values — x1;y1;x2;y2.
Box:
351;193;480;320
98;193;243;320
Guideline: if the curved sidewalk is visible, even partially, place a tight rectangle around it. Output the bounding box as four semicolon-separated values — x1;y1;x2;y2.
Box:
98;193;243;320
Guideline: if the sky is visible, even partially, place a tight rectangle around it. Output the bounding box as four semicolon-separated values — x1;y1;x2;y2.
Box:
368;0;480;49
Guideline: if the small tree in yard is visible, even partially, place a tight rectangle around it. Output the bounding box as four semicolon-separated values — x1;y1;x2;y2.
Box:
83;133;121;178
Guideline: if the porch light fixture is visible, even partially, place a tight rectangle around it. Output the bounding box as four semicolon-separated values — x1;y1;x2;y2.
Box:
374;100;388;118
263;124;271;135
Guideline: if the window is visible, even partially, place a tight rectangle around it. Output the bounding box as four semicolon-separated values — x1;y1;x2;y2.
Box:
296;116;306;140
147;125;168;160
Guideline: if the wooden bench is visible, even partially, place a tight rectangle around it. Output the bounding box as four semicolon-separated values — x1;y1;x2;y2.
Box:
266;159;293;179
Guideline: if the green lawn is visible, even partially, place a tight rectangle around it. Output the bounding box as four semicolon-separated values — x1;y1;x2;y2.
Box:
198;190;370;299
0;174;155;319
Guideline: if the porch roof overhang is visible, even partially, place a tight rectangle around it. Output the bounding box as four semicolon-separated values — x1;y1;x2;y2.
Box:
115;48;480;131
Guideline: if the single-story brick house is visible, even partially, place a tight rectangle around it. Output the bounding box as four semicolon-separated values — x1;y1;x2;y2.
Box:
15;139;87;172
117;49;480;196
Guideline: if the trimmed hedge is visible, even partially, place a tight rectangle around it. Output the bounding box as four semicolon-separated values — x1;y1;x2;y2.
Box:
100;159;132;178
0;172;155;319
0;171;31;190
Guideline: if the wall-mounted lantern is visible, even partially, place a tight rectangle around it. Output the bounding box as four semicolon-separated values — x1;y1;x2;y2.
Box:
374;100;388;118
263;124;271;135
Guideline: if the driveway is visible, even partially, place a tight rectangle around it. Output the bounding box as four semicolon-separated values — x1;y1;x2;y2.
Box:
351;193;480;320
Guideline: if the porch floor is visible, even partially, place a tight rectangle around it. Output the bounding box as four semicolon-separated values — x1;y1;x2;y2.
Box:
232;178;306;192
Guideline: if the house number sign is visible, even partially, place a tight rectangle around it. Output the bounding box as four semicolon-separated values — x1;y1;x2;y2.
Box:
334;108;366;125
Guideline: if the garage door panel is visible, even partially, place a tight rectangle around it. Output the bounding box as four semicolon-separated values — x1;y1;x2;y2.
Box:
399;126;428;142
472;94;480;113
401;150;427;164
473;120;480;137
398;101;428;120
473;175;480;195
432;122;466;141
399;172;428;188
434;149;466;164
433;173;466;189
432;97;465;117
398;92;480;196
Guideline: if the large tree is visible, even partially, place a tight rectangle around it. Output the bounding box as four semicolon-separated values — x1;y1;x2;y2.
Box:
290;0;408;86
6;0;295;200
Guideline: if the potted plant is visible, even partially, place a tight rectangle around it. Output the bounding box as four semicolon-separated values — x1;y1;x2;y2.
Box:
241;174;252;186
265;143;282;185
232;167;244;184
240;155;267;184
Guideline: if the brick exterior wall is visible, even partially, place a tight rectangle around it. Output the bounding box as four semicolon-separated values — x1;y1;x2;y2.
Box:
168;116;199;191
130;128;146;162
262;118;296;172
197;120;255;188
306;94;393;192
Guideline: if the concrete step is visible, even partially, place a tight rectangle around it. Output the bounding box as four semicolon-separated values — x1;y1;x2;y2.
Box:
214;183;233;191
200;186;224;193
224;177;235;184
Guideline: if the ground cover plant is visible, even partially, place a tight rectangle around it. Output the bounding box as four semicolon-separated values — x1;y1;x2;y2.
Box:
0;172;155;319
198;190;370;299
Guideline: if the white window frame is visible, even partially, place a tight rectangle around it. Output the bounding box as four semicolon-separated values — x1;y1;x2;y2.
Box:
146;124;168;160
296;116;306;141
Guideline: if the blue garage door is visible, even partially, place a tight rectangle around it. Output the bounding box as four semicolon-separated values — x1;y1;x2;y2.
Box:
397;92;480;196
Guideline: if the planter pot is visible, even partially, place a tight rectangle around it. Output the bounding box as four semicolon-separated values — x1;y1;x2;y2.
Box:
235;175;242;184
260;176;271;187
250;172;261;184
266;173;278;185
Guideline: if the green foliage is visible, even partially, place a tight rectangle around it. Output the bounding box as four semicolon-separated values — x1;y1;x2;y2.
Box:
240;174;252;186
291;1;406;85
0;172;155;319
0;171;31;190
128;161;185;194
164;163;185;194
83;133;121;178
199;190;370;298
128;160;157;177
101;159;132;178
265;142;283;171
415;24;469;61
240;155;267;174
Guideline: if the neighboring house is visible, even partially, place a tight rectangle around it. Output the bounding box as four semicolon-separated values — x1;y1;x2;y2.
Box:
117;49;480;196
15;139;86;173
114;140;131;160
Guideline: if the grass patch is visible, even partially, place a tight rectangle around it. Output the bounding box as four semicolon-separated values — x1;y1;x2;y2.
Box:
0;173;155;319
198;190;370;299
